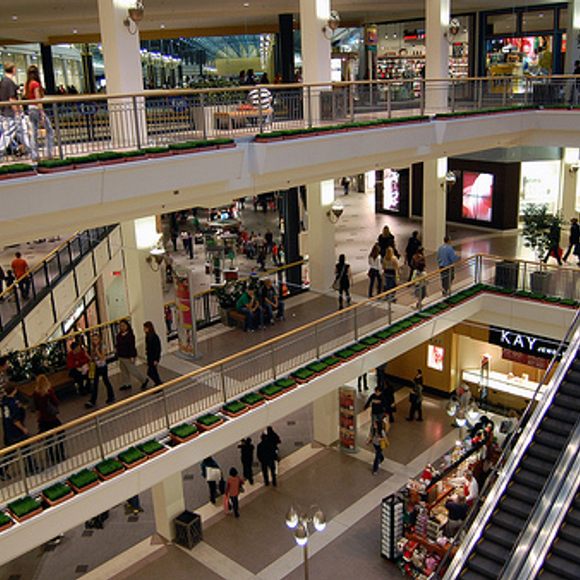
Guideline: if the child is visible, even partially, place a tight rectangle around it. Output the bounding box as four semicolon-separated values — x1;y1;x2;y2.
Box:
225;467;245;518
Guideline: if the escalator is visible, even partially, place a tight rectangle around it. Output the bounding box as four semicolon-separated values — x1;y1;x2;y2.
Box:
456;351;580;579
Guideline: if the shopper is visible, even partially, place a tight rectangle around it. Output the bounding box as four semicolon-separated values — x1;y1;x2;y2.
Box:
115;320;149;392
464;471;479;506
236;288;263;331
126;495;143;515
143;321;162;386
437;237;459;296
405;231;422;281
86;334;115;408
201;456;222;505
260;278;285;323
334;254;353;310
1;383;28;445
543;220;563;266
340;176;351;195
238;437;255;485
24;64;54;160
368;244;382;297
445;493;468;537
11;252;30;300
368;417;389;475
33;374;65;464
0;62;31;160
380;381;396;423
563;217;579;264
365;386;386;424
266;425;281;458
66;341;90;395
225;467;245;518
257;432;277;487
407;369;424;421
382;247;400;301
377;225;398;259
412;261;428;310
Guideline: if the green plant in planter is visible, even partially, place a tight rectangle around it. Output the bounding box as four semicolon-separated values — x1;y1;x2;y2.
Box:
276;378;297;389
38;158;74;168
260;384;283;397
197;413;222;427
322;356;340;366
118;447;147;465
95;458;124;477
522;204;563;262
306;362;327;374
335;348;355;360
292;368;315;381
223;400;247;414
68;469;98;489
120;150;147;159
241;392;264;406
361;336;380;347
6;350;32;383
94;151;125;161
170;423;198;439
0;512;13;527
0;163;35;175
42;482;72;502
143;146;170;154
73;153;101;165
8;496;42;518
138;440;165;455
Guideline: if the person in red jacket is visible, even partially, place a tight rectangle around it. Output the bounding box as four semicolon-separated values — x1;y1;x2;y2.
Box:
66;341;90;395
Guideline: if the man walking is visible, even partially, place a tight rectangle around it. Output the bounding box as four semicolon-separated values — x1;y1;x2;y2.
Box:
407;369;424;421
257;433;277;487
437;237;459;296
238;437;255;485
0;63;31;160
563;217;579;264
11;252;30;300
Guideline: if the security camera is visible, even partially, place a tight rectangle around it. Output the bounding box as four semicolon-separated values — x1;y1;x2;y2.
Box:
327;202;345;223
445;171;457;186
569;163;580;174
124;1;145;31
328;10;341;31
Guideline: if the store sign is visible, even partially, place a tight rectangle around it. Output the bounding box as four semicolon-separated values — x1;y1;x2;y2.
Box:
489;327;561;359
502;349;549;370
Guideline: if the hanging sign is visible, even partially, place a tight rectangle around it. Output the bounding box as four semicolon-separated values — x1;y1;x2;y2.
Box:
488;327;562;360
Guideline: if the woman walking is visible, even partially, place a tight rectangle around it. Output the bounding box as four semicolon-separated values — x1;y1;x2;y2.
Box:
115;320;149;392
225;467;245;518
382;247;400;302
33;374;64;464
368;417;389;475
144;321;163;386
368;244;382;298
85;334;115;408
377;225;398;259
23;65;54;161
334;254;353;310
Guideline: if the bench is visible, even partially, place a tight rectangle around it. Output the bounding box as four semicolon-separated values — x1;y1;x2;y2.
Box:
226;309;247;331
17;369;77;402
213;108;274;131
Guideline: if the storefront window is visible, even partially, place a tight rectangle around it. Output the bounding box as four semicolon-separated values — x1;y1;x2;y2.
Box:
487;13;517;36
520;160;561;215
383;169;401;212
462;172;494;222
522;10;555;33
486;36;553;78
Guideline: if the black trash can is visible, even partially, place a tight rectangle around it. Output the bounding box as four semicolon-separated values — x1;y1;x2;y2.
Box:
174;511;202;549
495;260;519;291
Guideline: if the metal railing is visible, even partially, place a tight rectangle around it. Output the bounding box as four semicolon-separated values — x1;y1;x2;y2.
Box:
0;254;577;507
0;76;579;163
0;225;118;345
441;308;580;579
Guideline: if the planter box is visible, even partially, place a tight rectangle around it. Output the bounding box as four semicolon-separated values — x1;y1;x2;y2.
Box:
118;447;148;469
0;170;36;180
99;157;126;166
74;161;101;170
95;459;125;481
170;423;199;444
240;392;265;408
291;369;316;384
42;482;75;507
335;348;356;361
217;142;236;150
137;440;167;458
8;497;43;523
321;356;341;368
196;414;225;432
0;513;14;533
259;384;284;400
306;361;328;375
275;378;297;390
37;164;75;174
145;150;173;159
68;469;100;493
222;401;249;418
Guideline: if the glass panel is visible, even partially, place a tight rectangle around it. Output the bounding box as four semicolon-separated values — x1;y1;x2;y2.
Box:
559;8;568;30
522;10;554;33
488;13;517;36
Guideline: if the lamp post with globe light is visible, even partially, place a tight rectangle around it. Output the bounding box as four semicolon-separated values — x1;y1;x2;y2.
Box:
285;505;326;580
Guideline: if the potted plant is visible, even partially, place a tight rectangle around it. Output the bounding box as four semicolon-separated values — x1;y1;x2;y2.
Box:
73;153;102;169
68;468;99;493
335;348;356;361
291;368;315;384
0;163;36;180
0;512;14;532
360;336;381;349
321;355;341;368
37;158;75;174
222;400;249;417
94;151;126;166
143;146;172;159
42;482;74;507
275;378;297;390
240;392;265;408
95;458;125;480
259;383;284;400
118;446;148;469
196;413;224;431
169;423;199;444
8;496;43;522
522;204;562;295
137;439;167;458
120;149;147;162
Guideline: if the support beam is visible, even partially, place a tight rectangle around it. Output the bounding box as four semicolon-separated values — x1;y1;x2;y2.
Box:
313;389;339;446
561;148;580;218
425;0;450;112
278;14;295;83
565;0;580;74
422;158;447;252
151;472;186;541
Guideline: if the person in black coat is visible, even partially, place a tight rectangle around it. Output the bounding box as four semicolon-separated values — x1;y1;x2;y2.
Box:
238;437;255;485
405;231;422;281
257;433;277;486
563;217;580;264
143;321;162;386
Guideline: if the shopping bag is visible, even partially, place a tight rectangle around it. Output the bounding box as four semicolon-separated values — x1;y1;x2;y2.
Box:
206;466;221;482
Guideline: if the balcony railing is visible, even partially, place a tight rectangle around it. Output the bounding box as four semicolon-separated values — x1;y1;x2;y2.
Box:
0;225;118;345
0;76;579;164
0;255;577;508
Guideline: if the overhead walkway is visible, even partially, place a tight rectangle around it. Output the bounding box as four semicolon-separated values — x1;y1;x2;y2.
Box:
0;255;577;564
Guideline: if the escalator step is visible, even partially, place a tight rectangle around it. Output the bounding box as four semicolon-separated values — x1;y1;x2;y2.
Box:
571;359;580;373
560;522;580;544
528;443;561;464
522;455;553;476
476;538;511;562
553;393;580;412
466;552;504;578
542;417;575;437
544;553;580;579
491;510;524;534
568;510;580;528
485;524;518;548
501;496;534;519
560;381;580;397
565;370;580;384
535;430;568;450
553;538;580;564
547;405;579;425
514;467;549;490
507;481;541;504
460;571;490;580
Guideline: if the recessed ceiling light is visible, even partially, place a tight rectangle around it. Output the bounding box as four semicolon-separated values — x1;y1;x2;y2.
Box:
160;23;166;29
72;29;78;34
243;2;250;7
11;15;18;21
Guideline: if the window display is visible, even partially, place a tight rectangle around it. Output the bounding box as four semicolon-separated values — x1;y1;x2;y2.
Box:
462;172;494;222
383;169;401;212
520;160;561;215
427;345;445;372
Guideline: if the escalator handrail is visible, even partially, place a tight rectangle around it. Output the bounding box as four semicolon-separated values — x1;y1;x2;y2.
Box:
506;416;580;580
443;309;580;579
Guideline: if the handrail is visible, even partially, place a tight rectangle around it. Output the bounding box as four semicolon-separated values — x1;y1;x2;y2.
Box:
442;308;580;579
0;253;480;459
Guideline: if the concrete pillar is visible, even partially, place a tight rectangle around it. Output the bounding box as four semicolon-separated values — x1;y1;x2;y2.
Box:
306;180;336;291
40;44;56;95
313;389;339;446
97;0;146;146
151;472;186;541
278;14;295;83
299;0;331;124
425;0;450;112
121;218;167;353
81;44;96;94
423;158;448;252
565;0;580;74
561;148;580;218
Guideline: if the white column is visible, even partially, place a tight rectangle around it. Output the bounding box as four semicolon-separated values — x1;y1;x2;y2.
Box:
306;180;336;291
121;218;167;352
561;148;580;218
151;472;186;541
97;0;146;146
423;158;448;252
566;0;580;74
299;0;332;124
313;389;339;446
425;0;450;112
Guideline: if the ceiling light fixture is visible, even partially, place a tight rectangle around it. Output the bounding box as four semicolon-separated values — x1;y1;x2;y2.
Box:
11;15;18;21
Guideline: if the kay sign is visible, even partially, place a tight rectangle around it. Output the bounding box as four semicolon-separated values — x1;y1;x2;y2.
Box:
488;327;562;360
